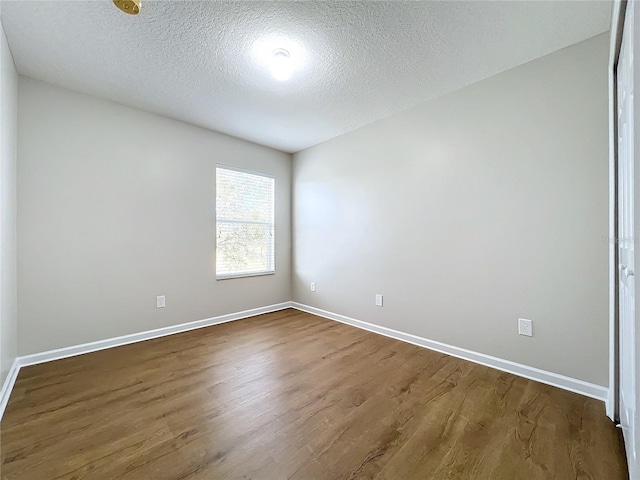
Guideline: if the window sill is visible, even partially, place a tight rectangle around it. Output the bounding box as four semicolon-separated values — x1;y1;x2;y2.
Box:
216;271;276;280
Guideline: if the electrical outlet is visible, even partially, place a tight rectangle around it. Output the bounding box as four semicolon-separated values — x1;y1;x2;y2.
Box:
518;318;532;337
310;282;316;292
375;294;383;307
157;295;166;308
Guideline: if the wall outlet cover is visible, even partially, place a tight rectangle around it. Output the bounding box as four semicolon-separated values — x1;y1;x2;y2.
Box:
157;295;166;308
518;318;532;337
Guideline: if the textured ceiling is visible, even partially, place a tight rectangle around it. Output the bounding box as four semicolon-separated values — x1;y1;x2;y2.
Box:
2;0;611;153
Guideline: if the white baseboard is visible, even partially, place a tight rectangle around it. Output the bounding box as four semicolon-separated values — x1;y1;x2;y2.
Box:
1;300;608;422
0;302;292;421
291;302;608;402
0;358;21;420
19;302;293;367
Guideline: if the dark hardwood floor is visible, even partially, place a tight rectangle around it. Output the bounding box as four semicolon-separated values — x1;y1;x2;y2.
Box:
0;309;628;479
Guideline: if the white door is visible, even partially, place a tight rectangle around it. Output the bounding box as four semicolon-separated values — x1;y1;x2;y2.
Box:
618;3;638;476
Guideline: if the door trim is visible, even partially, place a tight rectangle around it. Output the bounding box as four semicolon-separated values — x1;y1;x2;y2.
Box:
609;0;627;421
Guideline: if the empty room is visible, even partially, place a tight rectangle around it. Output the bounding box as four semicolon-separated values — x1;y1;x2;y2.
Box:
0;0;637;478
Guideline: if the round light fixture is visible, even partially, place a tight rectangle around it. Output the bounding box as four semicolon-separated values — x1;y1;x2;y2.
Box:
251;36;306;82
113;0;141;15
270;48;293;81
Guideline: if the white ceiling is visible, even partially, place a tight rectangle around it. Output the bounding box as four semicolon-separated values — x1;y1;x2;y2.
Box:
2;0;611;153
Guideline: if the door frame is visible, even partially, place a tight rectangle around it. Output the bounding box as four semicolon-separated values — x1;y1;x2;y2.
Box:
609;0;626;422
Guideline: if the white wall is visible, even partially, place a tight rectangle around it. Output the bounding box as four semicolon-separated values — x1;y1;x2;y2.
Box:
293;33;610;386
0;21;18;386
18;78;291;355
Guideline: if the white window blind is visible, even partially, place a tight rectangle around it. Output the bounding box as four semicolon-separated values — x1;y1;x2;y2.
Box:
216;165;275;279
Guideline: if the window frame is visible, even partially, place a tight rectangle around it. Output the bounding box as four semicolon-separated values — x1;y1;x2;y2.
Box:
215;164;276;280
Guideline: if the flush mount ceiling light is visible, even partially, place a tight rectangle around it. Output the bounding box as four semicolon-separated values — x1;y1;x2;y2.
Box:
113;0;141;15
251;36;306;83
270;48;292;81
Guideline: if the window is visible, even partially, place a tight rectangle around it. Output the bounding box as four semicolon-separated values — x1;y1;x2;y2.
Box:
216;165;275;279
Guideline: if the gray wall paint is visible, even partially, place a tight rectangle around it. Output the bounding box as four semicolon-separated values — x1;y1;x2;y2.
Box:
0;21;18;386
292;34;610;386
18;78;291;355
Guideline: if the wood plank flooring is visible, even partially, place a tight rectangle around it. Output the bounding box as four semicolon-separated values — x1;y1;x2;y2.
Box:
0;309;628;479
